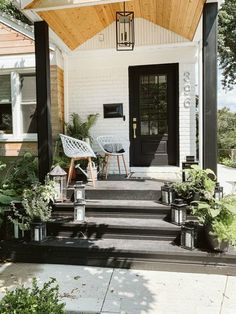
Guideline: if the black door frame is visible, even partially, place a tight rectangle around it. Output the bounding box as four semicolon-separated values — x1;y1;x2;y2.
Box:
128;63;179;167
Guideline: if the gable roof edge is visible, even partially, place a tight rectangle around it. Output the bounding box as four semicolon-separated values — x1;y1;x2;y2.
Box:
0;11;34;40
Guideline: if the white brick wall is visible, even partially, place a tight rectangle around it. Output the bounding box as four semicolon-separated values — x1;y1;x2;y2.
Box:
67;20;197;173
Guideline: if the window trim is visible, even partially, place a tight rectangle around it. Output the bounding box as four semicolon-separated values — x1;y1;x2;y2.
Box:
0;69;37;142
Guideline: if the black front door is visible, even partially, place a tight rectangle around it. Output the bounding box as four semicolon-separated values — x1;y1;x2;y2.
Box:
129;64;179;166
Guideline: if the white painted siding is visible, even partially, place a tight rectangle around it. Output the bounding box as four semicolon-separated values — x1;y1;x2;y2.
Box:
78;18;189;51
67;19;197;174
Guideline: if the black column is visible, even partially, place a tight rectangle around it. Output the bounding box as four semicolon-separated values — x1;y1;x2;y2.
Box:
202;2;218;175
34;21;53;182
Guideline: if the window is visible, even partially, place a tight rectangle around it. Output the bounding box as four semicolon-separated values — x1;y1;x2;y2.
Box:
20;74;37;134
0;71;37;139
0;75;12;134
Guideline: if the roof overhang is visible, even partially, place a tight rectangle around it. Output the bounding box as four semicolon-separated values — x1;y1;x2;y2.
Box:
16;0;219;51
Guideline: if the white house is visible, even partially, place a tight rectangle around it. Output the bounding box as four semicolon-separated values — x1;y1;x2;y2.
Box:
8;0;221;180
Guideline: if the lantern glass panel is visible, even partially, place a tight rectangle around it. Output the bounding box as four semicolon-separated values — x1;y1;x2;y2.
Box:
74;202;86;222
51;176;67;202
74;182;85;202
31;222;46;242
214;183;223;201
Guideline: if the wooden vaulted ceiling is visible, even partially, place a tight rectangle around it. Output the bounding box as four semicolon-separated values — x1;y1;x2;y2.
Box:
26;0;206;50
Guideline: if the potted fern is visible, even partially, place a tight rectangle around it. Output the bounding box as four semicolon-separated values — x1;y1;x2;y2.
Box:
65;112;99;143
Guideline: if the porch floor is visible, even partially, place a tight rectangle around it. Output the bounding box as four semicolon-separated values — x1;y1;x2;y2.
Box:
80;175;165;190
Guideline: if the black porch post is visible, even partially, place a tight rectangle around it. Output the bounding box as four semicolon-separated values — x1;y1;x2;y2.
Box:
202;2;218;175
34;21;53;182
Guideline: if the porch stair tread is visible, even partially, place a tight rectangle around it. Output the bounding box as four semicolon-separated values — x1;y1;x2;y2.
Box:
48;217;178;229
83;179;164;190
2;238;236;271
47;217;179;241
55;200;169;210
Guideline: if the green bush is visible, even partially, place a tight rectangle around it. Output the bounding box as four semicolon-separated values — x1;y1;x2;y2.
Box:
221;157;236;168
0;278;66;314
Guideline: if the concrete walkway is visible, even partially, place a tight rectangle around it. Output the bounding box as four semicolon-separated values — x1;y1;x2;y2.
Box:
218;164;236;195
0;263;235;314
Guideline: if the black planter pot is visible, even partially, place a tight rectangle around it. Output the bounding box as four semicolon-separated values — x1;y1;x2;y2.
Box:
30;221;47;242
204;224;229;253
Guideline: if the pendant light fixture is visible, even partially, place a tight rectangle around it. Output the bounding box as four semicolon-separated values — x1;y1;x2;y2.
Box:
116;2;134;51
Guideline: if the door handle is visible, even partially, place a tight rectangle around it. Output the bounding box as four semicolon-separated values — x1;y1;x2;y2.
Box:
133;123;137;139
132;118;137;139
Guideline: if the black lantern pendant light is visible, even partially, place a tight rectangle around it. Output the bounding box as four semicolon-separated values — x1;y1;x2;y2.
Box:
116;2;134;51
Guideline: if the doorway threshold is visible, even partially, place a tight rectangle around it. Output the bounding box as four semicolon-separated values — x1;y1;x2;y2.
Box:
130;166;181;182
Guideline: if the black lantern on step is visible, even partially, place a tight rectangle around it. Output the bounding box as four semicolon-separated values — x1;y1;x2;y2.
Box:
181;221;198;250
161;182;175;205
182;156;198;182
30;221;46;242
171;199;187;226
116;2;134;51
214;182;224;201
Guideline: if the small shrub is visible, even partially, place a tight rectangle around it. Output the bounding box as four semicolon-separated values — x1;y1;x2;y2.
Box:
0;278;66;314
221;157;236;168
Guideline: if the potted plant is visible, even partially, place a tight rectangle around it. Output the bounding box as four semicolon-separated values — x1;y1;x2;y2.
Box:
11;179;57;242
191;195;236;252
65;112;99;143
185;165;216;200
0;277;65;314
172;181;195;204
172;166;217;204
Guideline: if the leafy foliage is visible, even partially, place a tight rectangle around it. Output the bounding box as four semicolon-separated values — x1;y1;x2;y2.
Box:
0;0;31;25
191;195;236;245
220;157;236;168
218;0;236;89
172;181;194;203
65;113;99;141
0;153;38;195
218;108;236;153
0;277;65;314
172;166;216;203
22;179;56;222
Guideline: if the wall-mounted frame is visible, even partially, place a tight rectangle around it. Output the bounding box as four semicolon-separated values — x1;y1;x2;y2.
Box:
103;103;123;118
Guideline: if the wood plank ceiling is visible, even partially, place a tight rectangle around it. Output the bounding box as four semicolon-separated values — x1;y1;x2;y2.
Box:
26;0;206;50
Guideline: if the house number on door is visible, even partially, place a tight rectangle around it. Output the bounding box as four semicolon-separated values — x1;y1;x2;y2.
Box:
183;71;191;108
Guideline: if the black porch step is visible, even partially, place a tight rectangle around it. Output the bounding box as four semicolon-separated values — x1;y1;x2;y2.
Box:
85;189;161;201
53;200;171;219
46;217;180;241
2;238;236;273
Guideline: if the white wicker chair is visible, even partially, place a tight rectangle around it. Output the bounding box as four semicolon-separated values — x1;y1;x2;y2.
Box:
60;134;96;187
96;135;129;179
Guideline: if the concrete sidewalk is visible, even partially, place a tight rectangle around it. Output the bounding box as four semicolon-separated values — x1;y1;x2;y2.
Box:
0;263;235;314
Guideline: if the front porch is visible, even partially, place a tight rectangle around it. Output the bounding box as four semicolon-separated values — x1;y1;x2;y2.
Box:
2;176;236;271
0;0;225;269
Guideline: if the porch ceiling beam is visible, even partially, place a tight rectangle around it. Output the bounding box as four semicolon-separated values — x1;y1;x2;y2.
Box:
25;0;130;11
